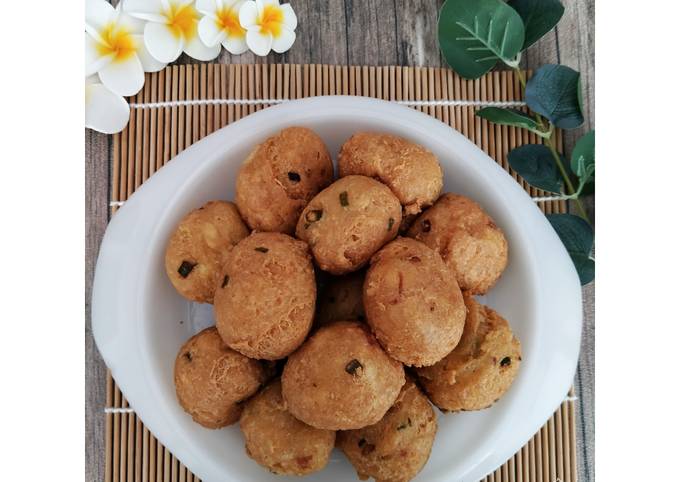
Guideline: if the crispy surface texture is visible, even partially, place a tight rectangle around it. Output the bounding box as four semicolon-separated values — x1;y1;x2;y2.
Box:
338;132;443;217
240;380;336;476
174;327;265;429
364;237;466;367
165;200;249;303
295;175;401;275
407;193;508;294
416;294;522;412
337;378;437;482
235;127;333;234
282;321;405;430
214;232;316;360
316;270;366;326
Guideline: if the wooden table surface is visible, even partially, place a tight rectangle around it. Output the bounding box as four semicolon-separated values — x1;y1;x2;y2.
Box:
86;1;595;480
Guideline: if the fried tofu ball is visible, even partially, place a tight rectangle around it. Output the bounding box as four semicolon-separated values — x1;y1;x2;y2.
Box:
364;237;466;367
282;321;405;430
407;193;508;294
235;127;333;234
338;132;443;217
174;327;266;428
214;232;316;360
316;270;366;326
240;380;336;476
296;175;401;275
415;294;522;412
165;201;249;303
337;378;437;482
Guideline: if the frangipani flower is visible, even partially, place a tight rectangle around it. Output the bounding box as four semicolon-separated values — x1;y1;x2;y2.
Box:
86;0;166;97
86;75;130;134
239;0;297;56
196;0;248;54
125;0;221;63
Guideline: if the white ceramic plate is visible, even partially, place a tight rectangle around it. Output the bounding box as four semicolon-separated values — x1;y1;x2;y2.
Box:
92;96;582;482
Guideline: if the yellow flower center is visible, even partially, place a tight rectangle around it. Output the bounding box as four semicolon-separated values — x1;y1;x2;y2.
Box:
216;5;246;38
259;4;283;37
165;3;199;40
97;23;137;63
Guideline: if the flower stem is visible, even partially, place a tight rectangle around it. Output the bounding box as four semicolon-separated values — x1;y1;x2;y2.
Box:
513;67;591;226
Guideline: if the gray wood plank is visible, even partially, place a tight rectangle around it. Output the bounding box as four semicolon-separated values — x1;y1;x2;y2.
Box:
85;129;110;482
86;2;594;481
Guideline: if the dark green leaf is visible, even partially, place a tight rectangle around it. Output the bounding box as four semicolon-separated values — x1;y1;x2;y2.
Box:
507;144;563;193
569;252;595;285
525;65;584;129
438;0;525;79
571;130;595;185
507;0;564;49
476;107;545;134
547;214;594;285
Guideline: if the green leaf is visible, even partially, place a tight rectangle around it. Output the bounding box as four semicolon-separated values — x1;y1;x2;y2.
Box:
507;144;563;193
507;0;565;49
438;0;525;79
476;107;549;137
571;130;595;183
525;65;584;129
547;214;594;285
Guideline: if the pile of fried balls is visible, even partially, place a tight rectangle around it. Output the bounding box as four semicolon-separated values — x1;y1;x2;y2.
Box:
165;127;522;481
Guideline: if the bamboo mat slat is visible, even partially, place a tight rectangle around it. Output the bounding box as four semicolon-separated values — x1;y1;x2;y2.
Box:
105;64;576;482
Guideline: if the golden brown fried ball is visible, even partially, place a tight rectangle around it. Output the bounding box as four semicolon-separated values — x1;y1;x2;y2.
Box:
316;270;366;326
338;132;443;217
214;232;316;360
415;294;522;412
295;175;401;275
165;201;249;303
235;127;333;234
364;237;466;367
407;193;508;295
240;380;336;476
337;378;437;482
174;327;266;429
282;321;405;430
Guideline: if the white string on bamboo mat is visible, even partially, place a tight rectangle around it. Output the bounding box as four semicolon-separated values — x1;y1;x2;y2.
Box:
103;394;578;413
128;98;526;109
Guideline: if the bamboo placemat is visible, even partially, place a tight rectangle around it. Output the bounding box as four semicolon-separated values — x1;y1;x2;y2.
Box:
104;64;576;482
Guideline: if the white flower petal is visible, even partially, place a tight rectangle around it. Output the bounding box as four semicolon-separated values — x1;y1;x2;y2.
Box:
118;10;147;35
271;26;295;53
132;34;167;72
86;74;100;85
86;0;115;34
86;83;130;134
124;0;167;22
246;29;272;56
280;3;297;30
183;30;222;60
144;22;184;63
86;33;113;76
98;54;145;96
222;34;248;54
177;0;195;7
196;0;218;14
198;15;227;47
259;0;280;8
239;1;259;28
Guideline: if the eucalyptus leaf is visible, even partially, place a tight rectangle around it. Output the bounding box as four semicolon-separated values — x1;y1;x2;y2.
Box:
476;107;548;136
547;213;594;285
525;65;584;129
571;130;595;183
507;0;565;49
507;144;563;193
438;0;525;79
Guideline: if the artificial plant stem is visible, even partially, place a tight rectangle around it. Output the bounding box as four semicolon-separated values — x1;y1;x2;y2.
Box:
513;66;591;225
546;134;591;224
